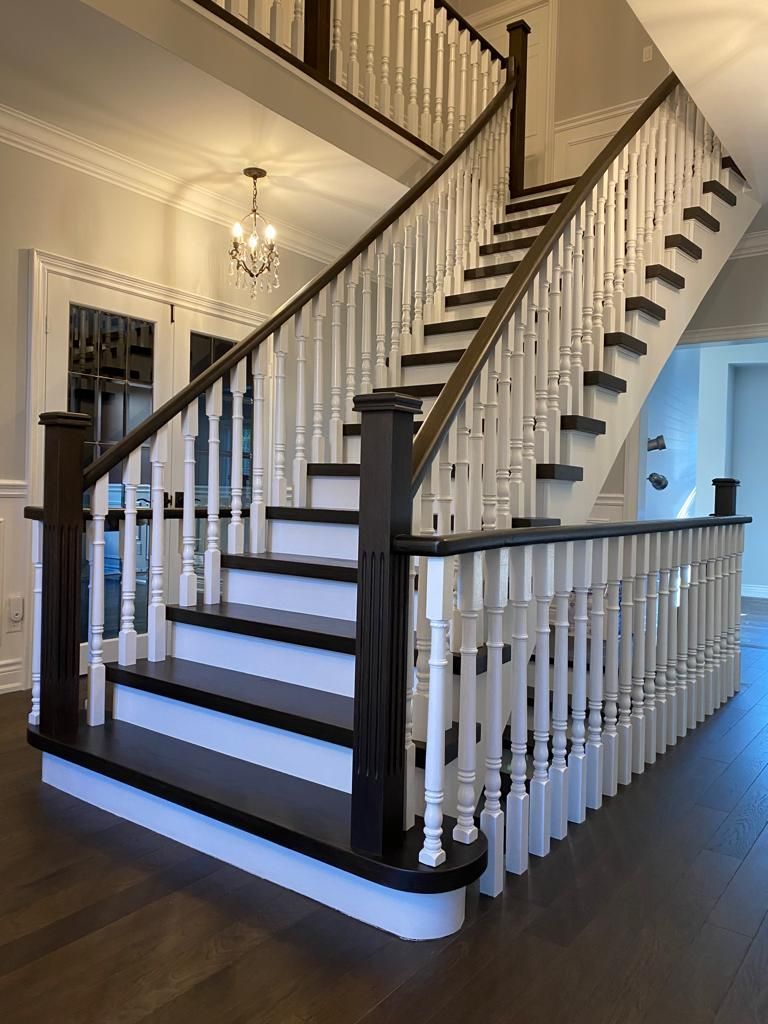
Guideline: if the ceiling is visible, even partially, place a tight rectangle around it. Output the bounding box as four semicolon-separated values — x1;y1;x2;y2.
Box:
0;0;412;261
627;0;768;203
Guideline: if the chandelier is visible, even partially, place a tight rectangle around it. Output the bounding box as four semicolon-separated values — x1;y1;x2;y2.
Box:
229;167;279;294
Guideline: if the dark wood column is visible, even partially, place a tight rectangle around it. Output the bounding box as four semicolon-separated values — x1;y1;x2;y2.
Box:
713;477;740;517
303;0;332;78
350;391;421;855
39;412;89;739
507;19;531;198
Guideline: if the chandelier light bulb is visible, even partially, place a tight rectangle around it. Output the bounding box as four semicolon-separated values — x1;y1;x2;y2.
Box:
228;167;280;296
265;224;277;242
232;222;243;239
249;233;258;250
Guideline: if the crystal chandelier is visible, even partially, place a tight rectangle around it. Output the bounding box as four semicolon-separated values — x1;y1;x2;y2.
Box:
229;167;279;294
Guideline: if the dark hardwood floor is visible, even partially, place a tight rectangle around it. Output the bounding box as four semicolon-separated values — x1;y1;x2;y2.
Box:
3;600;768;1023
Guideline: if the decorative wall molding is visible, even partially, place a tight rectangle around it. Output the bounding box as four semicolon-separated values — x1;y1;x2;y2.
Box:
471;0;550;29
0;102;340;264
0;481;27;499
743;585;768;600
680;323;768;345
731;229;768;261
553;98;641;180
587;492;625;524
0;658;24;694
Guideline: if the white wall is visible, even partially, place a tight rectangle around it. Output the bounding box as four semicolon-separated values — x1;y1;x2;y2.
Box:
0;140;324;694
731;365;768;595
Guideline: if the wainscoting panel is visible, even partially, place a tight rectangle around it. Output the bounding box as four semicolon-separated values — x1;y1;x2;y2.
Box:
553;99;641;180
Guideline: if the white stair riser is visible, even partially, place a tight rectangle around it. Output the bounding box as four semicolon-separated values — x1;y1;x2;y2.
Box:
644;277;681;307
603;345;644;379
402;361;459;387
308;474;360;511
223;567;358;620
560;429;600;467
343;435;361;462
113;685;353;791
463;273;515;292
172;620;356;696
424;328;476;351
513;186;570;202
440;300;496;321
491;226;541;243
479;243;533;268
502;201;560;222
583;386;622;420
536;478;580;519
43;755;466;941
269;518;358;560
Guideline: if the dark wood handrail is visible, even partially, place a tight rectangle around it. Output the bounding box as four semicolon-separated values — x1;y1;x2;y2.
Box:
393;515;752;558
81;74;516;493
434;1;508;66
409;72;680;496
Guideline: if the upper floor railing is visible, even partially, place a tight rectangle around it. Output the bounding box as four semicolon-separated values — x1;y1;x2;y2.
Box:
195;0;511;160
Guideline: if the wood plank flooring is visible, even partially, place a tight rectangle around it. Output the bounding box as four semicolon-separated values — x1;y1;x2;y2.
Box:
3;599;768;1023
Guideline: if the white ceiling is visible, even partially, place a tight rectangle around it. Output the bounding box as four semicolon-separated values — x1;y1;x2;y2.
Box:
627;0;768;203
0;0;409;261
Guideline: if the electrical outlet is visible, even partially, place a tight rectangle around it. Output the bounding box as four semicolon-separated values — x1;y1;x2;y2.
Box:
7;594;24;633
643;45;654;63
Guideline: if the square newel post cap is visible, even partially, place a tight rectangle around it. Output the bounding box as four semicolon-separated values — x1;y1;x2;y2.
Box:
39;411;91;430
712;477;740;517
507;19;532;35
353;391;423;416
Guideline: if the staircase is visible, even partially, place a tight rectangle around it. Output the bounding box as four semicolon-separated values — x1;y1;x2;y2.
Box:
25;27;760;942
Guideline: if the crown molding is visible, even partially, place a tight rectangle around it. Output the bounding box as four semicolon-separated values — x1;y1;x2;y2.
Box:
0;102;340;264
680;322;768;345
730;229;768;260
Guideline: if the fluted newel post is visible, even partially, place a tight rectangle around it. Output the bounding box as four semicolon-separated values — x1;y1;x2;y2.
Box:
506;20;530;197
713;478;740;517
350;391;421;856
38;412;89;739
303;0;332;77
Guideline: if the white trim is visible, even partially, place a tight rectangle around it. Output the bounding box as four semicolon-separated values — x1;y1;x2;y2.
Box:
0;481;27;499
0;102;340;264
680;323;768;345
731;230;768;260
471;0;549;26
0;658;25;693
554;98;642;135
553;99;641;181
742;585;768;599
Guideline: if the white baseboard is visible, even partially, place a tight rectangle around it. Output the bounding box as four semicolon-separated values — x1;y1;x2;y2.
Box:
0;658;25;693
42;753;466;941
742;586;768;599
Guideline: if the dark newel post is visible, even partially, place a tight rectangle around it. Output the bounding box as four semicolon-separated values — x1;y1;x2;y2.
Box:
713;477;740;517
350;391;421;855
507;20;531;198
39;412;89;738
303;0;332;78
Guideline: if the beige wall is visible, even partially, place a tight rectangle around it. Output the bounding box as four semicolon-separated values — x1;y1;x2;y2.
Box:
687;251;768;338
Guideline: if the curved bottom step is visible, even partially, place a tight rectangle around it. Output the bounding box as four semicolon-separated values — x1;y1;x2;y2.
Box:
29;721;487;940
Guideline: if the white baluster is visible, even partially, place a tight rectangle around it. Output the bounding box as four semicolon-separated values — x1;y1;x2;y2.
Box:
469;373;484;531
704;530;716;716
534;269;550;463
407;0;421;136
290;0;304;57
506;545;532;874
401;221;415;359
480;546;509;895
148;428;168;661
389;231;404;385
330;280;344;460
667;535;680;744
547;246;562;463
522;286;537;516
247;0;268;35
457;30;469;138
677;529;692;735
454;551;481;844
509;307;525;520
419;556;451;867
603;160;617;336
250;346;268;552
582;190;596;373
344;261;360;420
424;198;438;327
204;380;223;605
272;327;288;503
569;539;592;824
28;520;43;726
229;358;248;543
551;542;573;840
412;212;426;352
630;534;648;775
292;311;308;506
364;0;376;105
444;170;457;298
644;533;660;764
592;176;606;369
617;534;636;785
654;100;669;263
360;248;373;396
603;536;623;797
180;401;199;600
665;92;678;235
530;543;554;857
586;538;608;810
614;149;627;329
468;39;480;123
482;350;499;529
87;475;108;727
683;92;695;210
330;0;343;83
434;189;447;322
454;401;469;533
445;20;458;147
420;1;434;145
496;326;512;530
560;222;574;416
714;526;727;707
347;0;360;97
570;207;585;414
656;531;672;754
269;0;283;46
735;524;745;691
393;0;407;125
433;7;447;150
374;243;388;389
118;448;141;666
311;292;328;461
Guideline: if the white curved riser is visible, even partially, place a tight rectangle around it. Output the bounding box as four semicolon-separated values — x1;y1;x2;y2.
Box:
112;685;353;792
222;567;358;620
42;755;466;941
171;621;356;697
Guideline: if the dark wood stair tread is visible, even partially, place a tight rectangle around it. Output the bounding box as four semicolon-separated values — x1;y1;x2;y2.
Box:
375;382;443;399
221;551;358;583
402;349;464;367
446;288;501;306
703;180;737;207
722;155;746;181
536;464;584;482
665;234;702;260
494;213;550;234
107;657;355;745
505;192;567;214
584;370;627;394
424;317;484;335
29;721;487;893
480;237;536;256
626;296;666;322
683;206;720;232
166;600;357;654
560;415;606;435
645;265;685;290
604;332;648;356
266;506;358;525
307;463;360;477
465;260;521;281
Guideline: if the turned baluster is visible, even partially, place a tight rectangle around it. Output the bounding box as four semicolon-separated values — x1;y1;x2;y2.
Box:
496;325;512;530
290;0;304;57
630;533;648;776
344;261;359;420
87;475;109;727
374;243;388;389
481;547;509;895
424;198;438;327
603;159;617;336
454;551;481;845
330;278;344;460
360;248;374;395
420;1;434;145
118;449;141;666
311;292;328;462
582;191;596;375
686;528;701;727
229;358;248;539
393;0;406;125
654;100;669;264
551;542;573;840
704;530;717;715
569;539;592;824
180;402;200;598
617;535;636;785
509;307;525;520
433;7;447;150
560;221;574;416
469;372;484;531
292;313;308;506
546;245;562;463
364;0;376;106
444;170;457;300
587;538;608;810
247;0;268;35
389;230;404;385
380;0;392;116
530;544;555;857
656;531;672;754
603;536;623;797
249;347;268;553
445;20;458;147
482;349;499;529
506;545;532;874
407;0;421;136
148;429;168;661
614;149;627;330
269;0;284;47
676;529;692;736
329;0;343;83
272;328;288;503
713;526;726;708
592;175;606;370
204;380;223;604
457;30;469;138
433;189;447;323
453;400;470;533
534;268;550;463
522;285;537;517
28;520;43;726
664;92;678;236
683;92;695;210
347;0;360;96
412;212;426;353
400;221;415;360
468;39;480;123
644;532;660;764
666;536;680;745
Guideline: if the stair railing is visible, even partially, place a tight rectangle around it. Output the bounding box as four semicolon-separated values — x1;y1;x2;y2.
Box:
29;27;526;747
